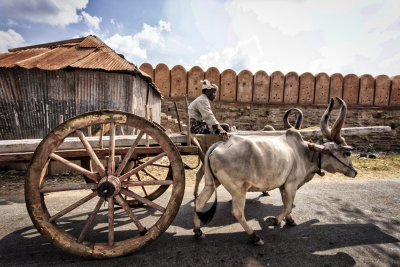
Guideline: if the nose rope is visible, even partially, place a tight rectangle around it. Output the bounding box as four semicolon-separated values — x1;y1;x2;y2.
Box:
328;152;357;173
308;142;356;174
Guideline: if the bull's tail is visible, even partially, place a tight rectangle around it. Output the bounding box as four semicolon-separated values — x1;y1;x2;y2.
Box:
196;142;221;224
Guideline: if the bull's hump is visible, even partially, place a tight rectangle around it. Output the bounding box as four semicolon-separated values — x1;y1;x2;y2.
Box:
285;128;303;141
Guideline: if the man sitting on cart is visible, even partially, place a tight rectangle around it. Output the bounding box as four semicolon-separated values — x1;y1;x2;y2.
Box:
188;80;228;141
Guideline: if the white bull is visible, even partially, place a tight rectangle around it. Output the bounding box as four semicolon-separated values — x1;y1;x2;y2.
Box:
193;97;357;245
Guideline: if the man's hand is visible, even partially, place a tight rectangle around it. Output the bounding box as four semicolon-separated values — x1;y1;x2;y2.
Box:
213;124;228;141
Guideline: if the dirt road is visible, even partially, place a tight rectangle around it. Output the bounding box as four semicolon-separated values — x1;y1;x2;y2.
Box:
0;177;399;266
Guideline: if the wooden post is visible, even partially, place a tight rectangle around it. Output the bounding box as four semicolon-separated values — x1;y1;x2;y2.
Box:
99;124;104;149
145;105;149;147
174;102;182;132
184;96;191;146
59;115;64;124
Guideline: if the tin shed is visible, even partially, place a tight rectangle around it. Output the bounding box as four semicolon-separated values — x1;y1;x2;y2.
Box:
0;35;162;140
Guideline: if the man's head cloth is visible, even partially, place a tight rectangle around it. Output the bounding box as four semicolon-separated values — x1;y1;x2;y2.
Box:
201;80;218;91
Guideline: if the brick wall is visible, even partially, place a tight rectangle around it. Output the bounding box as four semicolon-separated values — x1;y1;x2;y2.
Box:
162;99;399;152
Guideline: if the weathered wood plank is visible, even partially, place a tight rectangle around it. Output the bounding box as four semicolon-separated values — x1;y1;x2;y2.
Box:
0;145;199;162
232;126;391;137
0;134;188;153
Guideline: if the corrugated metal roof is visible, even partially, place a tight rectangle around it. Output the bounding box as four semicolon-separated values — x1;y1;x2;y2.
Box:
0;35;161;96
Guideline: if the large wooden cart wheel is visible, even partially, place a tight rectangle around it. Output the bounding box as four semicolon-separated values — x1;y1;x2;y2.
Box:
25;110;185;258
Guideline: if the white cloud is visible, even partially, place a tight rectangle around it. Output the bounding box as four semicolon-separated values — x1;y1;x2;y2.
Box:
0;29;25;52
0;0;88;27
195;36;270;72
106;20;171;61
106;34;146;59
134;20;171;48
224;0;400;76
81;11;101;30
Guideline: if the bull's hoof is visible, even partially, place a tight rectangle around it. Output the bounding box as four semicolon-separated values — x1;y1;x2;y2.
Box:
250;233;264;246
193;229;205;239
285;219;297;226
265;217;279;226
261;191;270;196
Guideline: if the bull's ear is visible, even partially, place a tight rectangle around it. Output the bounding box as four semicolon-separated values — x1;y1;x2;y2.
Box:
339;145;354;151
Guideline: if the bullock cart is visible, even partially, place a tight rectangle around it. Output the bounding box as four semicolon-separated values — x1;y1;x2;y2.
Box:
0;110;391;258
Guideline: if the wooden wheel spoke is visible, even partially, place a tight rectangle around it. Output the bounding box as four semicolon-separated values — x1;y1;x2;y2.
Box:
108;197;114;246
40;183;97;193
135;173;148;196
114;194;145;232
141;168;161;181
78;197;104;243
50;153;99;182
49;191;98;222
76;130;105;177
138;161;170;168
108;122;116;175
121;188;165;213
99;124;104;149
121;180;174;187
115;131;145;176
117;124;125;135
119;152;167;182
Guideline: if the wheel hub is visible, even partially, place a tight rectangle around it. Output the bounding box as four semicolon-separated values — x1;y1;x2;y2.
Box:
97;176;121;198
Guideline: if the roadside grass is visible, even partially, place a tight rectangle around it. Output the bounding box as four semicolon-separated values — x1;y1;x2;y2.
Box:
1;154;399;195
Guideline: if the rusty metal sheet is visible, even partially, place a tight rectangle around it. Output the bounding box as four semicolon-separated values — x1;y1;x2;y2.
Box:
170;65;187;98
187;66;204;99
205;67;220;101
0;48;50;67
284;72;299;104
253;71;269;104
315;73;330;104
343;74;360;105
375;75;390;106
237;70;253;103
78;35;104;48
220;69;237;102
270;71;284;103
359;74;374;105
390;75;400;106
70;49;133;71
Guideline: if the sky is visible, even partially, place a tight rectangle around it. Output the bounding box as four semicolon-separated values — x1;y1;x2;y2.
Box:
0;0;399;77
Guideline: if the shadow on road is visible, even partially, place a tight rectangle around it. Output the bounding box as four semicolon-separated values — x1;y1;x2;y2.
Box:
1;194;398;266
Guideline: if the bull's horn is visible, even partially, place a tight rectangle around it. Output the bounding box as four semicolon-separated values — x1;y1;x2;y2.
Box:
284;108;303;129
331;97;347;144
320;98;334;140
